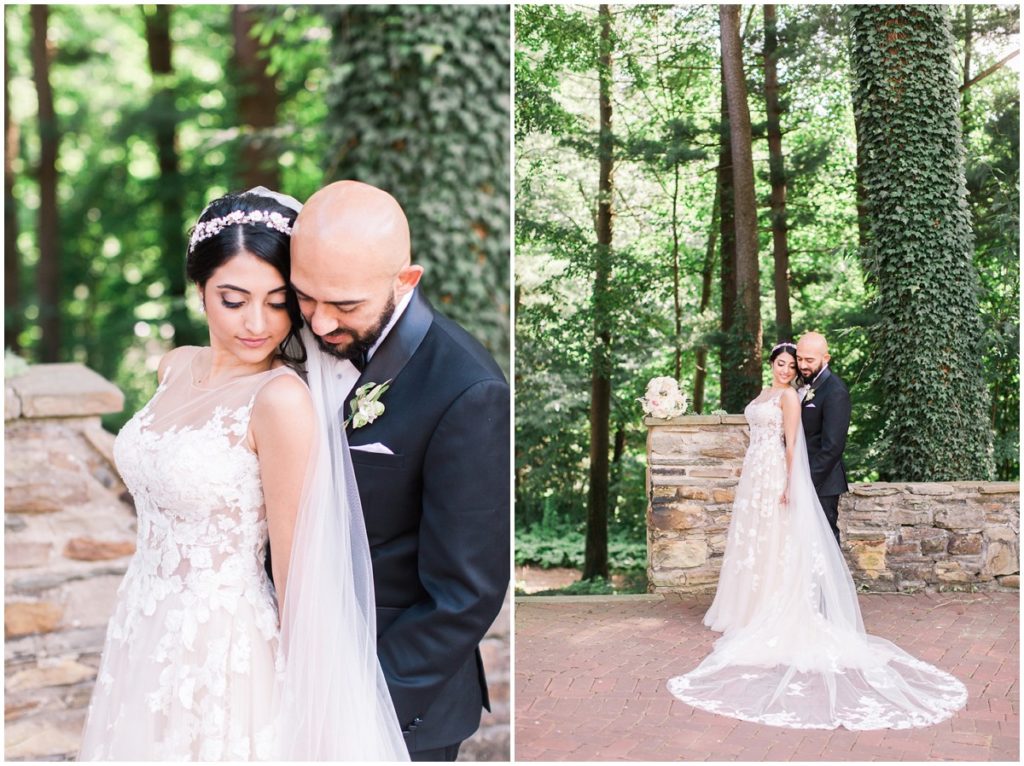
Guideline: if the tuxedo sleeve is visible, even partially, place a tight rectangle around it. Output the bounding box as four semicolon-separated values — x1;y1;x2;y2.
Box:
809;383;851;490
375;377;510;726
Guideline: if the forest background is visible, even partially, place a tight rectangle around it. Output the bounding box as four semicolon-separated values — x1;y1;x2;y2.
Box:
5;4;511;429
515;4;1019;593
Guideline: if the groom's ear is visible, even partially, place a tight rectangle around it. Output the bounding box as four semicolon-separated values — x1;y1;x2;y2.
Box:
396;264;424;296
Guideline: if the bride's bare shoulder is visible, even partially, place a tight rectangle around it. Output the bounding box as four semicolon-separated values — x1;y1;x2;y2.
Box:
157;345;202;383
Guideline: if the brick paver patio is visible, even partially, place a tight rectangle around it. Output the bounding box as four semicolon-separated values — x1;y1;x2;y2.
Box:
515;592;1019;761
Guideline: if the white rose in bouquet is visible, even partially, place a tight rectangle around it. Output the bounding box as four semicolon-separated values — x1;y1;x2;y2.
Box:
639;376;688;419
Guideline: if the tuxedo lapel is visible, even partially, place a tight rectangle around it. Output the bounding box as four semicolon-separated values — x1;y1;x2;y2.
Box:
342;289;434;424
802;367;832;405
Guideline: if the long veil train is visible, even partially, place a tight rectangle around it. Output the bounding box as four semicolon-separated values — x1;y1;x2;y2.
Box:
667;426;967;730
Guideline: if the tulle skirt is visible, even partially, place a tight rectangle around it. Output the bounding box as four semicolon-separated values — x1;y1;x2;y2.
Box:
668;427;967;730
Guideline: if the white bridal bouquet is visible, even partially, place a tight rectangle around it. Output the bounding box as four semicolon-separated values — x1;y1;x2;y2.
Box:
639;376;688;419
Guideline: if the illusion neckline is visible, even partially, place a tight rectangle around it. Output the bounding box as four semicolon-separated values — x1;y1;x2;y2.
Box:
189;347;282;391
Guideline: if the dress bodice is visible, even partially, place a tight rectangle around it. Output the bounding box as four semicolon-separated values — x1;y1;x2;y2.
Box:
111;348;298;645
743;389;785;453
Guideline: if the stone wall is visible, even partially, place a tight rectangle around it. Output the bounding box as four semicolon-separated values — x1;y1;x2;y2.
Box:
5;364;134;761
646;415;1020;594
4;363;510;761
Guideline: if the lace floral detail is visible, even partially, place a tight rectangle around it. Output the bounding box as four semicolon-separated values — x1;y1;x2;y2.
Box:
79;355;294;761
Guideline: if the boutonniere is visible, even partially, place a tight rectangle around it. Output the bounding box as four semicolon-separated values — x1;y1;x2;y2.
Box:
345;380;392;429
803;387;816;403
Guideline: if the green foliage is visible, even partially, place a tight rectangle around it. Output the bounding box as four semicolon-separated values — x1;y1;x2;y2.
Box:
515;522;648;573
323;5;510;371
6;5;329;428
850;4;996;480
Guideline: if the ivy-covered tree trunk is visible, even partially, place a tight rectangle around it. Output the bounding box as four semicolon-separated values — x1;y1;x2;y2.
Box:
851;5;994;481
763;4;792;341
720;4;762;404
583;3;613;582
143;5;192;345
31;4;60;362
233;5;280;190
324;5;510;367
5;11;21;352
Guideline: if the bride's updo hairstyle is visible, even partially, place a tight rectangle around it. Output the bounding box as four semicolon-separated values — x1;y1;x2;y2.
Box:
186;191;306;364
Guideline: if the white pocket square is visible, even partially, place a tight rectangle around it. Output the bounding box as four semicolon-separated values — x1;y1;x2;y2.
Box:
350;442;394;455
805;403;817;408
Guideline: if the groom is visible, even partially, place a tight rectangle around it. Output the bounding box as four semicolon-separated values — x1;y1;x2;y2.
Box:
796;332;851;547
290;181;510;761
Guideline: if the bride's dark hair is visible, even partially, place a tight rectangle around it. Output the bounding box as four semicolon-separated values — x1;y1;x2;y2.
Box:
185;191;306;365
769;341;797;364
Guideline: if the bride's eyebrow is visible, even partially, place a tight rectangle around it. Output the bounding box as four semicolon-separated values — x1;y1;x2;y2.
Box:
215;283;287;294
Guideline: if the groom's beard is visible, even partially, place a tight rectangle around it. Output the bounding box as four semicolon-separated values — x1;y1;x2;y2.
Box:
798;361;823;385
312;293;396;363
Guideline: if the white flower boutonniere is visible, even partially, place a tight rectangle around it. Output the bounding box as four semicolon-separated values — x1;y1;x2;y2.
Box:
803;387;816;403
345;380;392;429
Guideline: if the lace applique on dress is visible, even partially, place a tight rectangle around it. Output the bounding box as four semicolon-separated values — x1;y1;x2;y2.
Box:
78;348;298;761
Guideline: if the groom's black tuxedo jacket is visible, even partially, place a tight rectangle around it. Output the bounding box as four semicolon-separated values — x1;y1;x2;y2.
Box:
343;288;510;752
800;368;851;497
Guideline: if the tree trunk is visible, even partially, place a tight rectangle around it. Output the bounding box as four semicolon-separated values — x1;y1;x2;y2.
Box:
720;4;762;403
851;5;994;480
763;4;791;341
693;185;720;414
584;4;613;582
31;5;60;362
5;10;21;352
607;425;626;521
717;58;739;412
233;5;280;190
143;5;191;344
961;4;973;124
671;163;682;379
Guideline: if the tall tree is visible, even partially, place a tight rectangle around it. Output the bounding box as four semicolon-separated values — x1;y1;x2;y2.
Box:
143;5;191;344
763;4;792;341
325;5;510;367
693;187;719;414
720;4;762;403
583;3;614;582
30;4;60;362
233;5;280;190
717;61;739;411
851;4;994;480
5;10;21;352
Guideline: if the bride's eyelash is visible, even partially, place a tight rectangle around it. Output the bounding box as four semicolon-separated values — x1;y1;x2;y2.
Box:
221;299;243;309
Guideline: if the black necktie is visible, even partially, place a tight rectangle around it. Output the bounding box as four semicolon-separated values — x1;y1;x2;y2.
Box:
352;351;367;373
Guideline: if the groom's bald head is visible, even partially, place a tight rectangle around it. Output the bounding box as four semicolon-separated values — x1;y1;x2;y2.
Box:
292;180;412;278
289;181;422;361
796;331;830;381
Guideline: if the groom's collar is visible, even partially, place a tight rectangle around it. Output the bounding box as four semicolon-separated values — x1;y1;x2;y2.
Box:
343;288;434;424
367;289;414;363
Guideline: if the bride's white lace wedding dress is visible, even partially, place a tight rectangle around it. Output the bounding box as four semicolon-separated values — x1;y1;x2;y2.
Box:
78;345;407;760
667;388;967;730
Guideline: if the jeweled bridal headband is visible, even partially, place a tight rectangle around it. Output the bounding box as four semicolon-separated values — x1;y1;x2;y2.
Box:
187;209;294;254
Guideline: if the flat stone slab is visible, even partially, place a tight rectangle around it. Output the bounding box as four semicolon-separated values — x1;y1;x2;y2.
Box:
516;593;1019;762
6;364;124;419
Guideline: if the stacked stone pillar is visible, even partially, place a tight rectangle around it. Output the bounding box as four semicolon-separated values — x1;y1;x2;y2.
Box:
646;415;1019;594
5;364;135;761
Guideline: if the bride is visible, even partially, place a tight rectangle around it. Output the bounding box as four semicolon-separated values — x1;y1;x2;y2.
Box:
77;189;408;760
667;341;967;730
